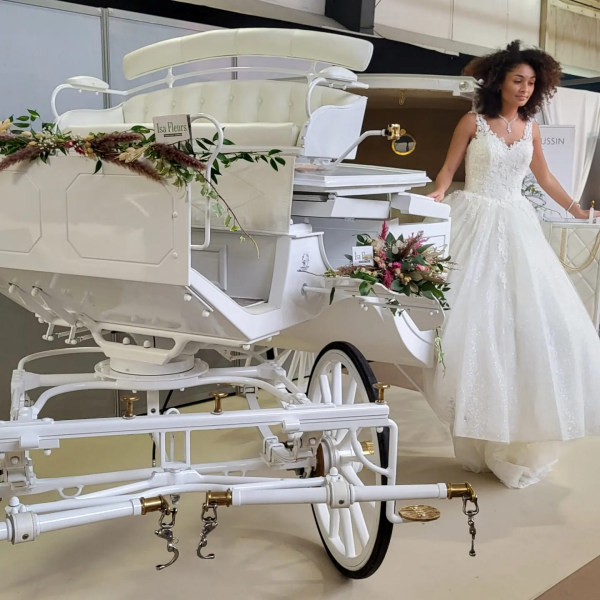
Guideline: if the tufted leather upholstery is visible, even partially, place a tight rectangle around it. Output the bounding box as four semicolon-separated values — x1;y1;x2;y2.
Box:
58;79;366;158
123;80;355;127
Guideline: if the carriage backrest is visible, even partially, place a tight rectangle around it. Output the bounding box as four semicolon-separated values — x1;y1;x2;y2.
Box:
121;27;373;80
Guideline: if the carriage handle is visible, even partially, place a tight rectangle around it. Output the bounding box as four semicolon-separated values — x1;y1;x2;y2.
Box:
187;113;224;252
305;67;368;119
330;125;403;168
51;72;176;120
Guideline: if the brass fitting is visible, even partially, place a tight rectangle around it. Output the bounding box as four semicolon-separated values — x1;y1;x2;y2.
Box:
386;123;406;140
446;482;477;502
121;395;139;418
206;489;232;507
373;382;390;404
140;495;169;515
211;391;228;415
360;440;375;456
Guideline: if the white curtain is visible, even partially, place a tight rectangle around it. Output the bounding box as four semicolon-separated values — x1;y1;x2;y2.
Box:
543;87;600;203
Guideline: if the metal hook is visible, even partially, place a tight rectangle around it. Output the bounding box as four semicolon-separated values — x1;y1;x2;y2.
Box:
154;505;180;570
156;539;180;571
197;502;218;560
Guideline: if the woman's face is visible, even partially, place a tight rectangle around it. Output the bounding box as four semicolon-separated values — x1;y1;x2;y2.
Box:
501;63;536;108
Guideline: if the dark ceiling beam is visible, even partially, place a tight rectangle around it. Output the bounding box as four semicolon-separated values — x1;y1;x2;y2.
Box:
325;0;375;34
52;0;475;75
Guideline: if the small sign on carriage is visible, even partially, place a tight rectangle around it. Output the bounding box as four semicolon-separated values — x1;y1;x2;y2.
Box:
153;114;192;145
352;245;374;266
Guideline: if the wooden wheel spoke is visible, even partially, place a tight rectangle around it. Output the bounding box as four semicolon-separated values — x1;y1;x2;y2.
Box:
340;508;356;557
344;378;358;406
307;343;392;578
319;373;332;404
328;505;340;539
332;361;343;405
349;503;370;550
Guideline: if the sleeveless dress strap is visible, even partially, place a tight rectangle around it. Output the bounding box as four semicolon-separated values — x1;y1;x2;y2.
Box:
469;112;490;136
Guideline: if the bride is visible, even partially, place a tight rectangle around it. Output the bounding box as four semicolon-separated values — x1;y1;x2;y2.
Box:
425;40;600;488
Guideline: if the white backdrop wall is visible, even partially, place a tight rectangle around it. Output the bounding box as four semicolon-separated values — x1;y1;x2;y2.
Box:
216;0;543;56
373;0;542;55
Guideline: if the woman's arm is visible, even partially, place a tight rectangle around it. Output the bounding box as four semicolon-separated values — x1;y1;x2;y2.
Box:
530;121;600;219
427;112;476;202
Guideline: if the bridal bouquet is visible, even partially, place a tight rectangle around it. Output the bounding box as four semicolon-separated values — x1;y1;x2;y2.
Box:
332;222;453;309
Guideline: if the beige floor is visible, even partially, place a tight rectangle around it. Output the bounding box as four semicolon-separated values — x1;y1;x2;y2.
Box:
1;387;599;600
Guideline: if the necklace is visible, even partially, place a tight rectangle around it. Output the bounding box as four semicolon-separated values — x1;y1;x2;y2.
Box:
499;114;518;133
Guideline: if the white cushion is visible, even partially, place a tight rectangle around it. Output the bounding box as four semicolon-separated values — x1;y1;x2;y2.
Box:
57;80;364;158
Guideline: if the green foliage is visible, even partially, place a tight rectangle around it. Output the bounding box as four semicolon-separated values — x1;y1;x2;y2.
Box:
332;225;453;310
0;111;285;244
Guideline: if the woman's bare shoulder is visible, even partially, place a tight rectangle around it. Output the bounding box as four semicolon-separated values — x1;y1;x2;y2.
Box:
455;112;478;136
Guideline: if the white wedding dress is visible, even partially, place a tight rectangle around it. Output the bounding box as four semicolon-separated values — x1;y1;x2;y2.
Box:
425;112;600;488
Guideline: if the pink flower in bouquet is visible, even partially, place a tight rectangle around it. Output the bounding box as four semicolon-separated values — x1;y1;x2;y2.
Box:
331;222;453;309
383;269;394;288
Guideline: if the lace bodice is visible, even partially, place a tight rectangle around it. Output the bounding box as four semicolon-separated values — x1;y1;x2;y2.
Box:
464;112;534;199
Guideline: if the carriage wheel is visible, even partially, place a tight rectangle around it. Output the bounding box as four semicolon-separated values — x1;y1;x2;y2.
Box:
307;341;393;579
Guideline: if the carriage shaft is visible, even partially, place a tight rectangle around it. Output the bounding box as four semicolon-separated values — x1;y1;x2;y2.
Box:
0;403;391;452
0;482;450;544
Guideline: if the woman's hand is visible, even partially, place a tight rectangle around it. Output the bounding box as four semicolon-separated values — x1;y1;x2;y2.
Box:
427;189;445;203
570;204;600;220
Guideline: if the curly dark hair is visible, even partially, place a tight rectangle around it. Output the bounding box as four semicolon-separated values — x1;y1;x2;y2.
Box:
463;40;562;119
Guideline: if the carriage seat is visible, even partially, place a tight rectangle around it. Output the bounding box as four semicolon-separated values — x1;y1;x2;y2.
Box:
58;79;365;152
56;28;373;160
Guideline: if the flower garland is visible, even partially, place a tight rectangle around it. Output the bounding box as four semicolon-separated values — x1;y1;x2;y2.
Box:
0;110;285;244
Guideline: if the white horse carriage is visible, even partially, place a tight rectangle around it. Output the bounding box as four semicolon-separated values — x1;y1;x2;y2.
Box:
0;27;477;578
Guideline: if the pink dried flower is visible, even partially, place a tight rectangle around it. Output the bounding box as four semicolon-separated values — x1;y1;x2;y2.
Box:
0;145;42;172
380;221;388;240
102;155;161;182
154;143;206;171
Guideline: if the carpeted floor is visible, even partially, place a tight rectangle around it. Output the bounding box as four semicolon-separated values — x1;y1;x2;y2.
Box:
1;386;599;599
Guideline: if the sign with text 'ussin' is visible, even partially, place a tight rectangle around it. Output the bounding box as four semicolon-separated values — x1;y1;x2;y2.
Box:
527;124;575;221
153;114;192;145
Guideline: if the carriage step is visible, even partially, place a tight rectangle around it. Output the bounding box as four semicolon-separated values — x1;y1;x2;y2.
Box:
398;504;441;522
